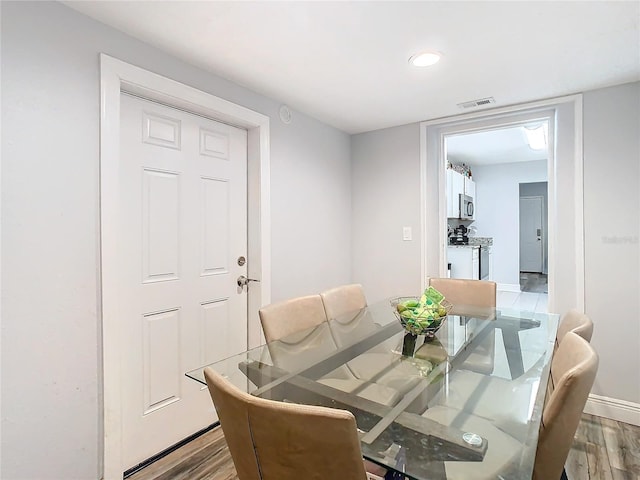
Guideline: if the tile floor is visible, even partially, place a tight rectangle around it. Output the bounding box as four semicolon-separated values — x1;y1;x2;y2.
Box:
497;289;549;314
520;272;549;294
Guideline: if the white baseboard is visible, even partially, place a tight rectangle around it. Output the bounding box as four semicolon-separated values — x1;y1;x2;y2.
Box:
497;283;521;293
584;394;640;426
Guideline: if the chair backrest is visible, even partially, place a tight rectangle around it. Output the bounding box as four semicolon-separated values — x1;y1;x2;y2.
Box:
555;309;594;351
533;332;599;480
321;283;376;349
204;367;368;480
428;278;496;308
259;294;328;343
259;294;353;379
320;284;368;320
429;277;497;374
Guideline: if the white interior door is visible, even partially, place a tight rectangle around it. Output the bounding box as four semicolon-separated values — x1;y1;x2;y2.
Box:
119;93;248;469
519;196;543;273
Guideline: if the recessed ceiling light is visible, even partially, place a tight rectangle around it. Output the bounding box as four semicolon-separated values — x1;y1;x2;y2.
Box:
409;51;441;67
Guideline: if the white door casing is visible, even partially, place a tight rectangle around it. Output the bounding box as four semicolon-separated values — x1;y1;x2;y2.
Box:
119;94;248;468
100;55;271;479
419;95;584;315
519;196;544;273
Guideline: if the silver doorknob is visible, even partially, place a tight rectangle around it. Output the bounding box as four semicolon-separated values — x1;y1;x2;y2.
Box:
237;275;260;287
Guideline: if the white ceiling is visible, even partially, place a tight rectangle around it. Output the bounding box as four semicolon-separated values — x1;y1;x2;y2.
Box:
65;0;639;137
64;1;640;133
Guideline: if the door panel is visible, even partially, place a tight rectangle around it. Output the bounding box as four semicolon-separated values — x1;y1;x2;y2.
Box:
201;177;230;274
143;309;181;413
142;169;180;282
519;196;543;273
119;93;248;469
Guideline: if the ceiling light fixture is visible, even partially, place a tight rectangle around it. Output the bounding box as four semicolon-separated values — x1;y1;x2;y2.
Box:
523;124;548;150
409;51;441;67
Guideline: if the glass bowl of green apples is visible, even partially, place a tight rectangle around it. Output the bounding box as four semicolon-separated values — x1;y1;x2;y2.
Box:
390;286;452;338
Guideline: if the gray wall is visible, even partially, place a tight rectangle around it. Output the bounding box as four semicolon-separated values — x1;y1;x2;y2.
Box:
1;2;352;478
471;160;548;287
583;82;640;405
352;82;640;406
351;124;422;301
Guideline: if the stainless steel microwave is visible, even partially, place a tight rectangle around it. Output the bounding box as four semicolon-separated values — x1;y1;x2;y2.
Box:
459;194;474;220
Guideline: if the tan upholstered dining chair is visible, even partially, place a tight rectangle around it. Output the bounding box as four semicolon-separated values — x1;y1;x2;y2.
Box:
258;295;401;406
320;284;423;396
428;277;497;375
319;284;371;348
320;283;367;320
204;367;385;480
259;294;328;343
555;308;594;352
428;277;497;313
533;332;599;480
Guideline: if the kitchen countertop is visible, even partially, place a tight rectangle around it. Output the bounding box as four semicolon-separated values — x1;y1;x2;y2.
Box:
448;237;493;247
468;237;493;246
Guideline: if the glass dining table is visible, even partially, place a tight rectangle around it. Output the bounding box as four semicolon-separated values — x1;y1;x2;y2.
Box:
186;299;559;480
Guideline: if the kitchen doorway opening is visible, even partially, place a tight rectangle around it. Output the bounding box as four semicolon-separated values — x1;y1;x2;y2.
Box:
519;182;549;294
442;121;549;297
419;94;585;316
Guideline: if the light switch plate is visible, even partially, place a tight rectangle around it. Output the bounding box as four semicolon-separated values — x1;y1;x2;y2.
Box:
403;227;412;241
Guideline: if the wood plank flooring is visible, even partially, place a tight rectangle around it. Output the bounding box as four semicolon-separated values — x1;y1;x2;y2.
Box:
566;414;640;480
128;426;236;480
130;413;640;480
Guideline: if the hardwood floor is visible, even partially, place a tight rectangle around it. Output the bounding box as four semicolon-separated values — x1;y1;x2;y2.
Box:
566;414;640;480
128;426;236;480
130;414;640;480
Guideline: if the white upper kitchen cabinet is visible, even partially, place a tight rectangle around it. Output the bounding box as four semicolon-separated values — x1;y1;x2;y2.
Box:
447;169;459;217
464;176;475;200
447;169;476;218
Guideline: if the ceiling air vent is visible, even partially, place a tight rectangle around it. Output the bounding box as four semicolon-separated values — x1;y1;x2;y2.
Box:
457;97;496;109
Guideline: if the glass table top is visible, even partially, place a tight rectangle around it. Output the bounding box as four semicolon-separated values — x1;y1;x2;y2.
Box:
186;300;559;480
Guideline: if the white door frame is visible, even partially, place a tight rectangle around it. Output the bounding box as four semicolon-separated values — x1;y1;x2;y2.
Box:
419;95;584;314
99;54;271;479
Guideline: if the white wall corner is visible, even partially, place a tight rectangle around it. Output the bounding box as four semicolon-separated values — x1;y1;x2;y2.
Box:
584;394;640;426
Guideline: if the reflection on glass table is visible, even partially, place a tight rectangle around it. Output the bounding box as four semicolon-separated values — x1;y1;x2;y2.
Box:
186;300;559;480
